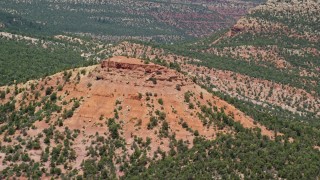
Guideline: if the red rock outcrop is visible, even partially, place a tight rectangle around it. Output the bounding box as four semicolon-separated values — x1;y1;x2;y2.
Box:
101;56;164;73
0;56;278;177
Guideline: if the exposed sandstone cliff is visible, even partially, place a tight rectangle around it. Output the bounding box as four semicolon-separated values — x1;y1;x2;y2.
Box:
101;56;164;73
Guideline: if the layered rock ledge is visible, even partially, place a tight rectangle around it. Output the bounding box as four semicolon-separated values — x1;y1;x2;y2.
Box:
101;56;164;73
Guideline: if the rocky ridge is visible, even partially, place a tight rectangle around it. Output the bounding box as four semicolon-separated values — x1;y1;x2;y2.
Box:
102;42;320;116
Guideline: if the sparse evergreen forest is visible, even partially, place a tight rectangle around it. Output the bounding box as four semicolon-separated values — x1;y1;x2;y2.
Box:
0;0;319;179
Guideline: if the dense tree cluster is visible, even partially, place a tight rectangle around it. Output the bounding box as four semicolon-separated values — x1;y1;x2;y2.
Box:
0;38;91;86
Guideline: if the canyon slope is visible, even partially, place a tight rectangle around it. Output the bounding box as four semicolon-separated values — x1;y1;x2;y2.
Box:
200;0;320;118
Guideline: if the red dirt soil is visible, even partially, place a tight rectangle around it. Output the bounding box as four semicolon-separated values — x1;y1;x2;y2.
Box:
0;56;276;173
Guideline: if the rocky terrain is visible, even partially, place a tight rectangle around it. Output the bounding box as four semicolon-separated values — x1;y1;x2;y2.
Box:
99;41;320;117
108;0;319;119
0;56;275;178
0;0;320;179
195;0;320;93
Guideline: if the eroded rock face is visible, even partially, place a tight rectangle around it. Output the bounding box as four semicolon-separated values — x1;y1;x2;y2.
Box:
229;23;245;36
97;56;187;87
101;56;164;73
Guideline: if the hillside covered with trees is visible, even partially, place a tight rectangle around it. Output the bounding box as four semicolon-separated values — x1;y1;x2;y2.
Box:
0;0;319;179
